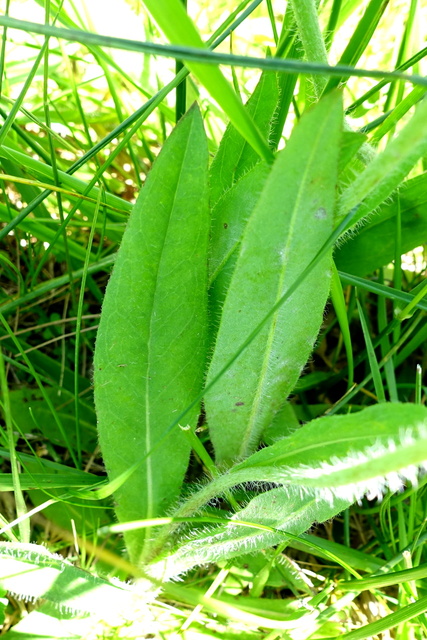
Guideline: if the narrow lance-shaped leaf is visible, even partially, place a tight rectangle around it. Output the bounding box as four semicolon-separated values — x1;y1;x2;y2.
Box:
209;71;279;207
337;96;427;230
204;91;343;466
150;486;352;581
94;106;209;565
149;403;427;557
228;403;427;496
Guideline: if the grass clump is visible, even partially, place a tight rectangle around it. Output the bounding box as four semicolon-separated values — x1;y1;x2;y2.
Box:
0;1;427;638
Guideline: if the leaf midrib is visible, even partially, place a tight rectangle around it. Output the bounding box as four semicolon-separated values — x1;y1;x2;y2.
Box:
238;112;335;459
144;117;196;526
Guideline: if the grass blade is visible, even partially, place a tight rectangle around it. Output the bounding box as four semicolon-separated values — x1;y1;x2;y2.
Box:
324;0;391;93
142;0;273;163
0;348;29;543
356;294;386;402
330;262;354;388
1;17;426;88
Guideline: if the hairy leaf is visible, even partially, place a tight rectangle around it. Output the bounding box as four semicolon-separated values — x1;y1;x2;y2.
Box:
209;71;279;207
209;161;270;329
93;106;209;564
337;96;427;230
228;403;427;498
335;172;427;276
151;402;427;556
204;91;343;466
150;486;351;580
0;542;141;617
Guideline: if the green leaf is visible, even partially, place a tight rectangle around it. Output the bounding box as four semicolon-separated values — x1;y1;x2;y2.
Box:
93;106;209;564
0;145;130;217
209;71;279;207
0;542;140;617
209;161;270;330
356;296;386;402
335;173;427;276
337;97;427;230
262;401;300;445
209;163;270;286
7;388;96;451
204;91;343;466
0;157;50;219
229;403;427;498
338;131;367;174
141;0;273;164
150;486;352;580
288;0;329;96
330;262;354;388
155;403;427;555
324;0;391;94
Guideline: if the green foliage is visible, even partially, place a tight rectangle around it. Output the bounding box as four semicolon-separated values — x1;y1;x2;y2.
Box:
205;91;342;465
94;105;209;565
209;71;279;206
1;1;427;638
0;542;137;617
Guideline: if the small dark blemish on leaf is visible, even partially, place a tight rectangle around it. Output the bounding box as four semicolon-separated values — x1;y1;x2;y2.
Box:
235;401;244;406
223;222;228;229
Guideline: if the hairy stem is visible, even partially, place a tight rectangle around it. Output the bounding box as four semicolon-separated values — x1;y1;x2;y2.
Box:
289;0;328;97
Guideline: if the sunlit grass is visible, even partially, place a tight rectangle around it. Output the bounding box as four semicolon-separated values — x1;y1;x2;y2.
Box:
0;0;427;638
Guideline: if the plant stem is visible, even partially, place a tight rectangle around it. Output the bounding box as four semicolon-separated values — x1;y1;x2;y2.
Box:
289;0;329;97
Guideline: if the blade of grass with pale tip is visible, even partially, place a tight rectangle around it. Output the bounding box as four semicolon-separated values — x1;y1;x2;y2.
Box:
93;106;209;565
204;91;343;466
141;0;273;164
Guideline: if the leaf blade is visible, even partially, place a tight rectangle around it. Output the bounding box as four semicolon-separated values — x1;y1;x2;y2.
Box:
209;71;279;207
205;92;343;465
230;403;427;499
93;106;209;564
150;486;352;580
